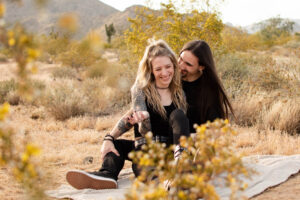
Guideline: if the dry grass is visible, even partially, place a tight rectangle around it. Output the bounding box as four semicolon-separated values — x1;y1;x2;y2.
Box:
1;103;299;200
0;45;300;199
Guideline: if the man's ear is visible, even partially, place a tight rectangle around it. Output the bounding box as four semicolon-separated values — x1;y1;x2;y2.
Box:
199;65;205;71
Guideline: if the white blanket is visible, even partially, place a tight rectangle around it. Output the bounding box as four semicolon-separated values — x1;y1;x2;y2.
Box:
46;154;300;200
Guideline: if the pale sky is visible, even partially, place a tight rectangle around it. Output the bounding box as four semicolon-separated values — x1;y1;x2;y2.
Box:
99;0;300;26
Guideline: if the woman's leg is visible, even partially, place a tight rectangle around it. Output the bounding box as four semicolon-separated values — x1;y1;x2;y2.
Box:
97;139;135;180
66;139;134;190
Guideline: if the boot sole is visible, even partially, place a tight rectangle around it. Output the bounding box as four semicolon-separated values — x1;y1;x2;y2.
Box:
66;170;117;190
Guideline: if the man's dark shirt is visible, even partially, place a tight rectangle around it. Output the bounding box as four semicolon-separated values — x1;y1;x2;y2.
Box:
182;76;222;132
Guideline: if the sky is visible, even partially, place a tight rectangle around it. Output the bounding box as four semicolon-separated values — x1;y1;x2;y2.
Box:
99;0;300;27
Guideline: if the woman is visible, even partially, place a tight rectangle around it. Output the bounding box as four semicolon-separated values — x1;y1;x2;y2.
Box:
66;39;189;190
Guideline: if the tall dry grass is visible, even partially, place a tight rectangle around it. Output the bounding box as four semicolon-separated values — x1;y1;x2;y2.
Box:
222;47;300;134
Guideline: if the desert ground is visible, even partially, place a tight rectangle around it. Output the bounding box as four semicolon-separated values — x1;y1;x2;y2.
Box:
0;55;300;199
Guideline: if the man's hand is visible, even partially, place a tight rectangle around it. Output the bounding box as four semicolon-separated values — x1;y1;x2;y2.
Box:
100;140;120;161
127;111;150;125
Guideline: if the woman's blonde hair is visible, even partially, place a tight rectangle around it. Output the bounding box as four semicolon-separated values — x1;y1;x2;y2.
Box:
134;39;187;119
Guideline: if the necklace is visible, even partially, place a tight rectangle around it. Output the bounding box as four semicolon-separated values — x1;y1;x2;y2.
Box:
156;85;169;89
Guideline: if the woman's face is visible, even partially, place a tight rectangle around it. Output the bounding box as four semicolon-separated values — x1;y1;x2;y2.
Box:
178;50;204;81
151;56;174;88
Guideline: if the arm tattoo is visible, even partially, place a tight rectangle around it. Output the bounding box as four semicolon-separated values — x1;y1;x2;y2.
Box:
138;118;151;136
131;85;151;136
110;110;133;138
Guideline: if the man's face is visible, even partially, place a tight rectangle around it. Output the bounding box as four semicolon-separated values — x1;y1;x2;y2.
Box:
178;50;204;82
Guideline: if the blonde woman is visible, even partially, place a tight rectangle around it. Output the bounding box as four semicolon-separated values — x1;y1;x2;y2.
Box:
66;40;189;190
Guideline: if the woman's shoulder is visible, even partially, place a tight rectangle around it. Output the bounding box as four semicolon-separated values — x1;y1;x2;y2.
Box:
131;83;145;96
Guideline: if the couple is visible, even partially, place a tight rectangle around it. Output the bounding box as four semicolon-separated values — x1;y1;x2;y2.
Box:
66;39;234;190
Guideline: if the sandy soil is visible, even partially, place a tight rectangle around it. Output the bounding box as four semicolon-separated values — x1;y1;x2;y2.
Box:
0;61;299;199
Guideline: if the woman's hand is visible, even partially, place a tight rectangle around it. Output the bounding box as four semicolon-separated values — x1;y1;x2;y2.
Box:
127;111;150;125
100;140;120;161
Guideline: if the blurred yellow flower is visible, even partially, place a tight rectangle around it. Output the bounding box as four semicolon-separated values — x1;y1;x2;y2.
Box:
8;38;15;46
0;3;5;18
0;102;10;121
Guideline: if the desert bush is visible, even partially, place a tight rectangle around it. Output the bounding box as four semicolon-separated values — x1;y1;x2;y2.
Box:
85;60;108;78
5;90;21;105
0;79;17;103
51;66;78;79
42;80;88;120
57;40;101;69
264;98;300;134
253;59;292;91
41;75;132;120
232;94;273;127
216;53;252;97
126;119;250;200
125;0;224;59
258;16;294;47
0;53;8;62
38;34;70;62
221;26;262;52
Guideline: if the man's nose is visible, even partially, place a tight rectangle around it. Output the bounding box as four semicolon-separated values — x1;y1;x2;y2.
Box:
179;62;185;70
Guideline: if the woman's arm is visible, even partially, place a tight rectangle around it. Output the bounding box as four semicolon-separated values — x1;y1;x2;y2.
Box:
131;85;151;136
100;109;134;160
109;109;134;138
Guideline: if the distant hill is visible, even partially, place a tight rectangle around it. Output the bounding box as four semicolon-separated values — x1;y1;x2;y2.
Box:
97;5;144;38
243;18;300;34
3;0;121;38
4;0;300;40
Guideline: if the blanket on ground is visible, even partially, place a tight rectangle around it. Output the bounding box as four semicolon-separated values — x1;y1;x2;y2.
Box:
46;154;300;200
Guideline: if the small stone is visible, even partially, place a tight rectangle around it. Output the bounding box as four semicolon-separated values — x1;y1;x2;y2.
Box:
83;156;93;164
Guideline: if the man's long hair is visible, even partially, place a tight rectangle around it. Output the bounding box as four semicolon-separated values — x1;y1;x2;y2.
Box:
180;40;234;120
134;39;187;119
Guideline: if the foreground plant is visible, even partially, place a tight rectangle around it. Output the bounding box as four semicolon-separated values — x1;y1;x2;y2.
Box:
0;0;45;199
126;119;250;200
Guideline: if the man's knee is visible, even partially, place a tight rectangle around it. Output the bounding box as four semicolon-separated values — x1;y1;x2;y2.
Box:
170;109;187;122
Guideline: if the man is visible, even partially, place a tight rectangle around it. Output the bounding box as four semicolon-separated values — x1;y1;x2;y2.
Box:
66;40;234;190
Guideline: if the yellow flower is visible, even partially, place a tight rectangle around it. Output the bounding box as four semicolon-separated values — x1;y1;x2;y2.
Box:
31;65;38;74
0;102;10;121
8;38;15;46
26;144;41;156
22;153;29;162
0;156;6;165
0;3;5;18
27;48;40;60
178;191;188;200
197;125;206;133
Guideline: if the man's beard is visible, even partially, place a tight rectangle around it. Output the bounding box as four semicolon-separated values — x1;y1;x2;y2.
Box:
181;70;188;78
